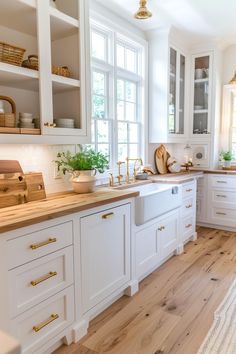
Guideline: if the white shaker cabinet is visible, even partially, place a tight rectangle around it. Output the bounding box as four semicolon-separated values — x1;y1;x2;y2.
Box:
80;204;131;312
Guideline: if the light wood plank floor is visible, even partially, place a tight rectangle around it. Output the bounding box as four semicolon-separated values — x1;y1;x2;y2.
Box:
54;227;236;354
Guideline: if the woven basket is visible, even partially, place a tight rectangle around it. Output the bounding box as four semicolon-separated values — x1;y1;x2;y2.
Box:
0;42;25;66
0;96;16;128
22;55;39;70
52;65;70;77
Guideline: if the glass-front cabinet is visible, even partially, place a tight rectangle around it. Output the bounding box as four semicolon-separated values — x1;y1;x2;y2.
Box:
191;53;212;136
168;47;186;136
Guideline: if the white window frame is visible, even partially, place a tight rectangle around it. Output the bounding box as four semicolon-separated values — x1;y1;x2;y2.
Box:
90;17;147;174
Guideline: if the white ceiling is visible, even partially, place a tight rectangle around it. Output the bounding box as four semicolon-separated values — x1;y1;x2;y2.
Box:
95;0;236;45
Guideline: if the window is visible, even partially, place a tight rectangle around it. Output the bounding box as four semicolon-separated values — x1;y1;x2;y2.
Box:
90;21;145;171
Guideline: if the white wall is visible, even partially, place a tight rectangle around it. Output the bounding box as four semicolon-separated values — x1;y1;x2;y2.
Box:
0;145;75;194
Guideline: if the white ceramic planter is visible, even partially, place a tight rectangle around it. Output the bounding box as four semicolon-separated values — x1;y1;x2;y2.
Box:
223;160;231;168
71;170;96;194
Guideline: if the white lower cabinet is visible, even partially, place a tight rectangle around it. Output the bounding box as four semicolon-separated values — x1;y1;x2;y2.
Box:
80;204;131;312
135;209;179;280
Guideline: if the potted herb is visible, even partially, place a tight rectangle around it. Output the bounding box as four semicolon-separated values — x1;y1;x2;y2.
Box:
220;150;233;168
55;146;109;193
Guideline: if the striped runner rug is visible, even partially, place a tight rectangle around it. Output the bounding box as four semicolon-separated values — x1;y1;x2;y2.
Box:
198;279;236;354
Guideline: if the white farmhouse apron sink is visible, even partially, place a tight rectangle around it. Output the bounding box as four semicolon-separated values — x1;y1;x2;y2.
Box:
126;183;182;225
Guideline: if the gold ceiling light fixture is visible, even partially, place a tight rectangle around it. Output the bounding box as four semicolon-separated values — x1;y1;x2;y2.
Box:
134;0;152;20
229;71;236;84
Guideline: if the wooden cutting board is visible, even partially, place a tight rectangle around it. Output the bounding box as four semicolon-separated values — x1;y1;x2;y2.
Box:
155;145;170;174
0;160;23;174
0;172;46;208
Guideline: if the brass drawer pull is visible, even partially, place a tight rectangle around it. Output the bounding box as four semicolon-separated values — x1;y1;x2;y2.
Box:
30;238;57;250
216;195;227;198
31;271;57;287
186;189;193;192
185;224;192;229
33;313;59;333
216;212;227;216
186;204;192;209
102;212;114;219
158;226;165;231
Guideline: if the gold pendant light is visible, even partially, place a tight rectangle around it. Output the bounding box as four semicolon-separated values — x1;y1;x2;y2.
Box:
229;71;236;84
134;0;152;20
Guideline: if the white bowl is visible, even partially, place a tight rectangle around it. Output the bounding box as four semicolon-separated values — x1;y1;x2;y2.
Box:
19;112;33;118
20;118;33;123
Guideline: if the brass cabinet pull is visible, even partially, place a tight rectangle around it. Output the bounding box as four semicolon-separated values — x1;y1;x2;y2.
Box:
216;194;227;198
216;212;227;216
44;122;56;128
31;271;57;287
33;313;59;333
186;189;193;192
186;204;192;209
30;238;57;250
102;212;114;219
185;224;192;229
158;226;165;231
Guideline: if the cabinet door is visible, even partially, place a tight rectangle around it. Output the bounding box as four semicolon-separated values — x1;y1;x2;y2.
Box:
191;52;212;136
158;212;179;260
168;47;186;137
81;204;131;312
135;223;160;279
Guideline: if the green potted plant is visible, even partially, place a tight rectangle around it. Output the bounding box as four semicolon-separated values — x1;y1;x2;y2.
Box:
55;146;109;193
220;150;233;168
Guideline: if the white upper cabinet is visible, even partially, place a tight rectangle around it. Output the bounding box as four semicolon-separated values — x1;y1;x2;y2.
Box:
149;29;188;143
0;0;91;144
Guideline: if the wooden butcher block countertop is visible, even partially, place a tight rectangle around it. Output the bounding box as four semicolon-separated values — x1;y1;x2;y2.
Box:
0;189;139;234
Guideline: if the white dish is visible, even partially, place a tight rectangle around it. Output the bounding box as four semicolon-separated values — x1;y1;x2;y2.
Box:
20;118;33;123
20;123;35;128
19;112;33;118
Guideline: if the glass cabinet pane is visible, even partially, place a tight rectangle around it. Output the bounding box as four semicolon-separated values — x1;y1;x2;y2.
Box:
169;48;177;134
168;49;185;135
178;54;185;134
193;56;210;134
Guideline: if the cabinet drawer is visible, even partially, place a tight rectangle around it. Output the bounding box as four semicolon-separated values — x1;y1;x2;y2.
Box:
8;247;74;318
212;208;236;220
182;182;195;199
182;197;194;216
11;286;74;354
7;222;73;269
182;215;195;242
212;190;236;206
210;176;236;189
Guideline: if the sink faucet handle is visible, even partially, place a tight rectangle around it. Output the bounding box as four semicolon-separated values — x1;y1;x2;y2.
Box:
109;173;114;187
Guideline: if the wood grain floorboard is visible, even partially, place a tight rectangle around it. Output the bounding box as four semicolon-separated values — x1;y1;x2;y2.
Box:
54;227;236;354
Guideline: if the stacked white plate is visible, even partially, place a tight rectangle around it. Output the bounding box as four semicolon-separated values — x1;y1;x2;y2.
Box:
19;113;35;128
54;118;75;129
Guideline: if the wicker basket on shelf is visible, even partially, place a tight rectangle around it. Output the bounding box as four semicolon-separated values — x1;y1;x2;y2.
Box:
0;42;26;66
22;55;39;70
52;65;70;77
0;96;16;128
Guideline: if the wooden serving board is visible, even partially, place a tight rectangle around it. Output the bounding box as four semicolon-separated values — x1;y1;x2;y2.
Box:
0;160;23;174
155;145;170;174
0;172;46;208
25;172;46;202
0;173;27;208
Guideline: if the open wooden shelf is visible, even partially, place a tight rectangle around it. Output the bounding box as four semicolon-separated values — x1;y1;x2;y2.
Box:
0;62;39;91
52;74;80;93
50;7;79;40
0;127;41;135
